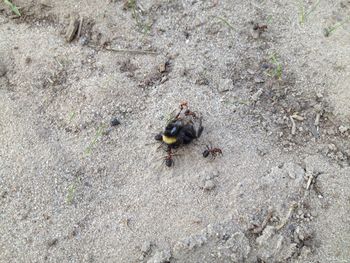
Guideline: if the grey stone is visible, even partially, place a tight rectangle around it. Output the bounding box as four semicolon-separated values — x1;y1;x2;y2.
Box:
203;180;216;191
141;241;152;254
217;78;233;92
147;249;171;263
251;89;263;102
257;226;297;262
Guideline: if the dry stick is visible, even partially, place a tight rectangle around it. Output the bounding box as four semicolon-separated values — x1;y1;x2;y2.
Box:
77;17;83;39
306;173;313;190
291;113;304;121
276;203;297;230
104;47;158;55
290;116;296;135
251;209;274;234
314;113;321;127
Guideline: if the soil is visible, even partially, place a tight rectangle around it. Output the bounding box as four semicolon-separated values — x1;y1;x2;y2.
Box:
1;0;350;262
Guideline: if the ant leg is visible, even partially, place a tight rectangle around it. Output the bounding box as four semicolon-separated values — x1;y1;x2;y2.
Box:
197;126;204;138
209;152;214;160
196;117;204;138
207;141;213;151
157;142;165;150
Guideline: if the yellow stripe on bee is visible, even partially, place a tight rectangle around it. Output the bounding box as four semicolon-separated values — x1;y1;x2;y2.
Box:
162;135;177;144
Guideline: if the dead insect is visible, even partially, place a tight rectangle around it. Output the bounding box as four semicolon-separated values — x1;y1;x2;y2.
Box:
156;101;203;148
202;145;223;160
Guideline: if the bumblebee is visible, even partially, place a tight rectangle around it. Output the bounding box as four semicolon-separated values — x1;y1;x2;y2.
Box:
155;102;203;148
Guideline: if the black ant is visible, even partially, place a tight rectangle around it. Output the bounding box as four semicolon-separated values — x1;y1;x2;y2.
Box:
202;144;223;160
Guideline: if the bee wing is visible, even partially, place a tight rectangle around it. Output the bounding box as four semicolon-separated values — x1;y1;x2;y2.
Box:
165;109;179;125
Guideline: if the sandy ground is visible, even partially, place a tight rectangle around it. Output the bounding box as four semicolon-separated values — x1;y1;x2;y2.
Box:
1;0;350;262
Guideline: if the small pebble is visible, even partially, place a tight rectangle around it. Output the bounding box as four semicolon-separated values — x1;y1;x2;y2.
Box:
254;77;265;83
247;69;255;75
203;180;216;191
79;36;89;46
141;241;152;254
65;16;79;42
251;89;263;102
328;144;337;152
316;92;323;99
217;79;233;93
158;62;167;73
110;117;120;126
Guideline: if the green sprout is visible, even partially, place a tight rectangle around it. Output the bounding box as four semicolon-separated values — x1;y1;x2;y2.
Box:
3;0;21;16
298;0;320;24
266;15;273;24
66;177;81;205
269;54;283;80
212;16;235;31
324;17;350;37
84;125;105;155
66;184;76;205
124;0;152;34
67;112;76;124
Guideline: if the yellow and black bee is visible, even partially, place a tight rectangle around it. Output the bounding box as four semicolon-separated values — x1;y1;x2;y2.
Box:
155;102;203;154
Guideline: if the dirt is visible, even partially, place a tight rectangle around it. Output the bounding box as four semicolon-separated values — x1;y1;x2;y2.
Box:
1;0;350;262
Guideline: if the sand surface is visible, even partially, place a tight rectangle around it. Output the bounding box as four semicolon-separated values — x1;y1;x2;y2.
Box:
1;0;350;262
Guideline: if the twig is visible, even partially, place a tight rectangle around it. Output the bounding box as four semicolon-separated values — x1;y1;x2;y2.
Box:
291;113;304;121
276;203;297;230
104;47;158;55
324;17;350;37
212;16;235;30
250;209;273;234
77;17;83;39
306;173;313;190
290;116;296;135
314;113;320;126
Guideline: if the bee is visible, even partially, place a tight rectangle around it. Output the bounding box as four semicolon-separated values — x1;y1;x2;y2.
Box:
202;144;223;160
155;101;203;148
